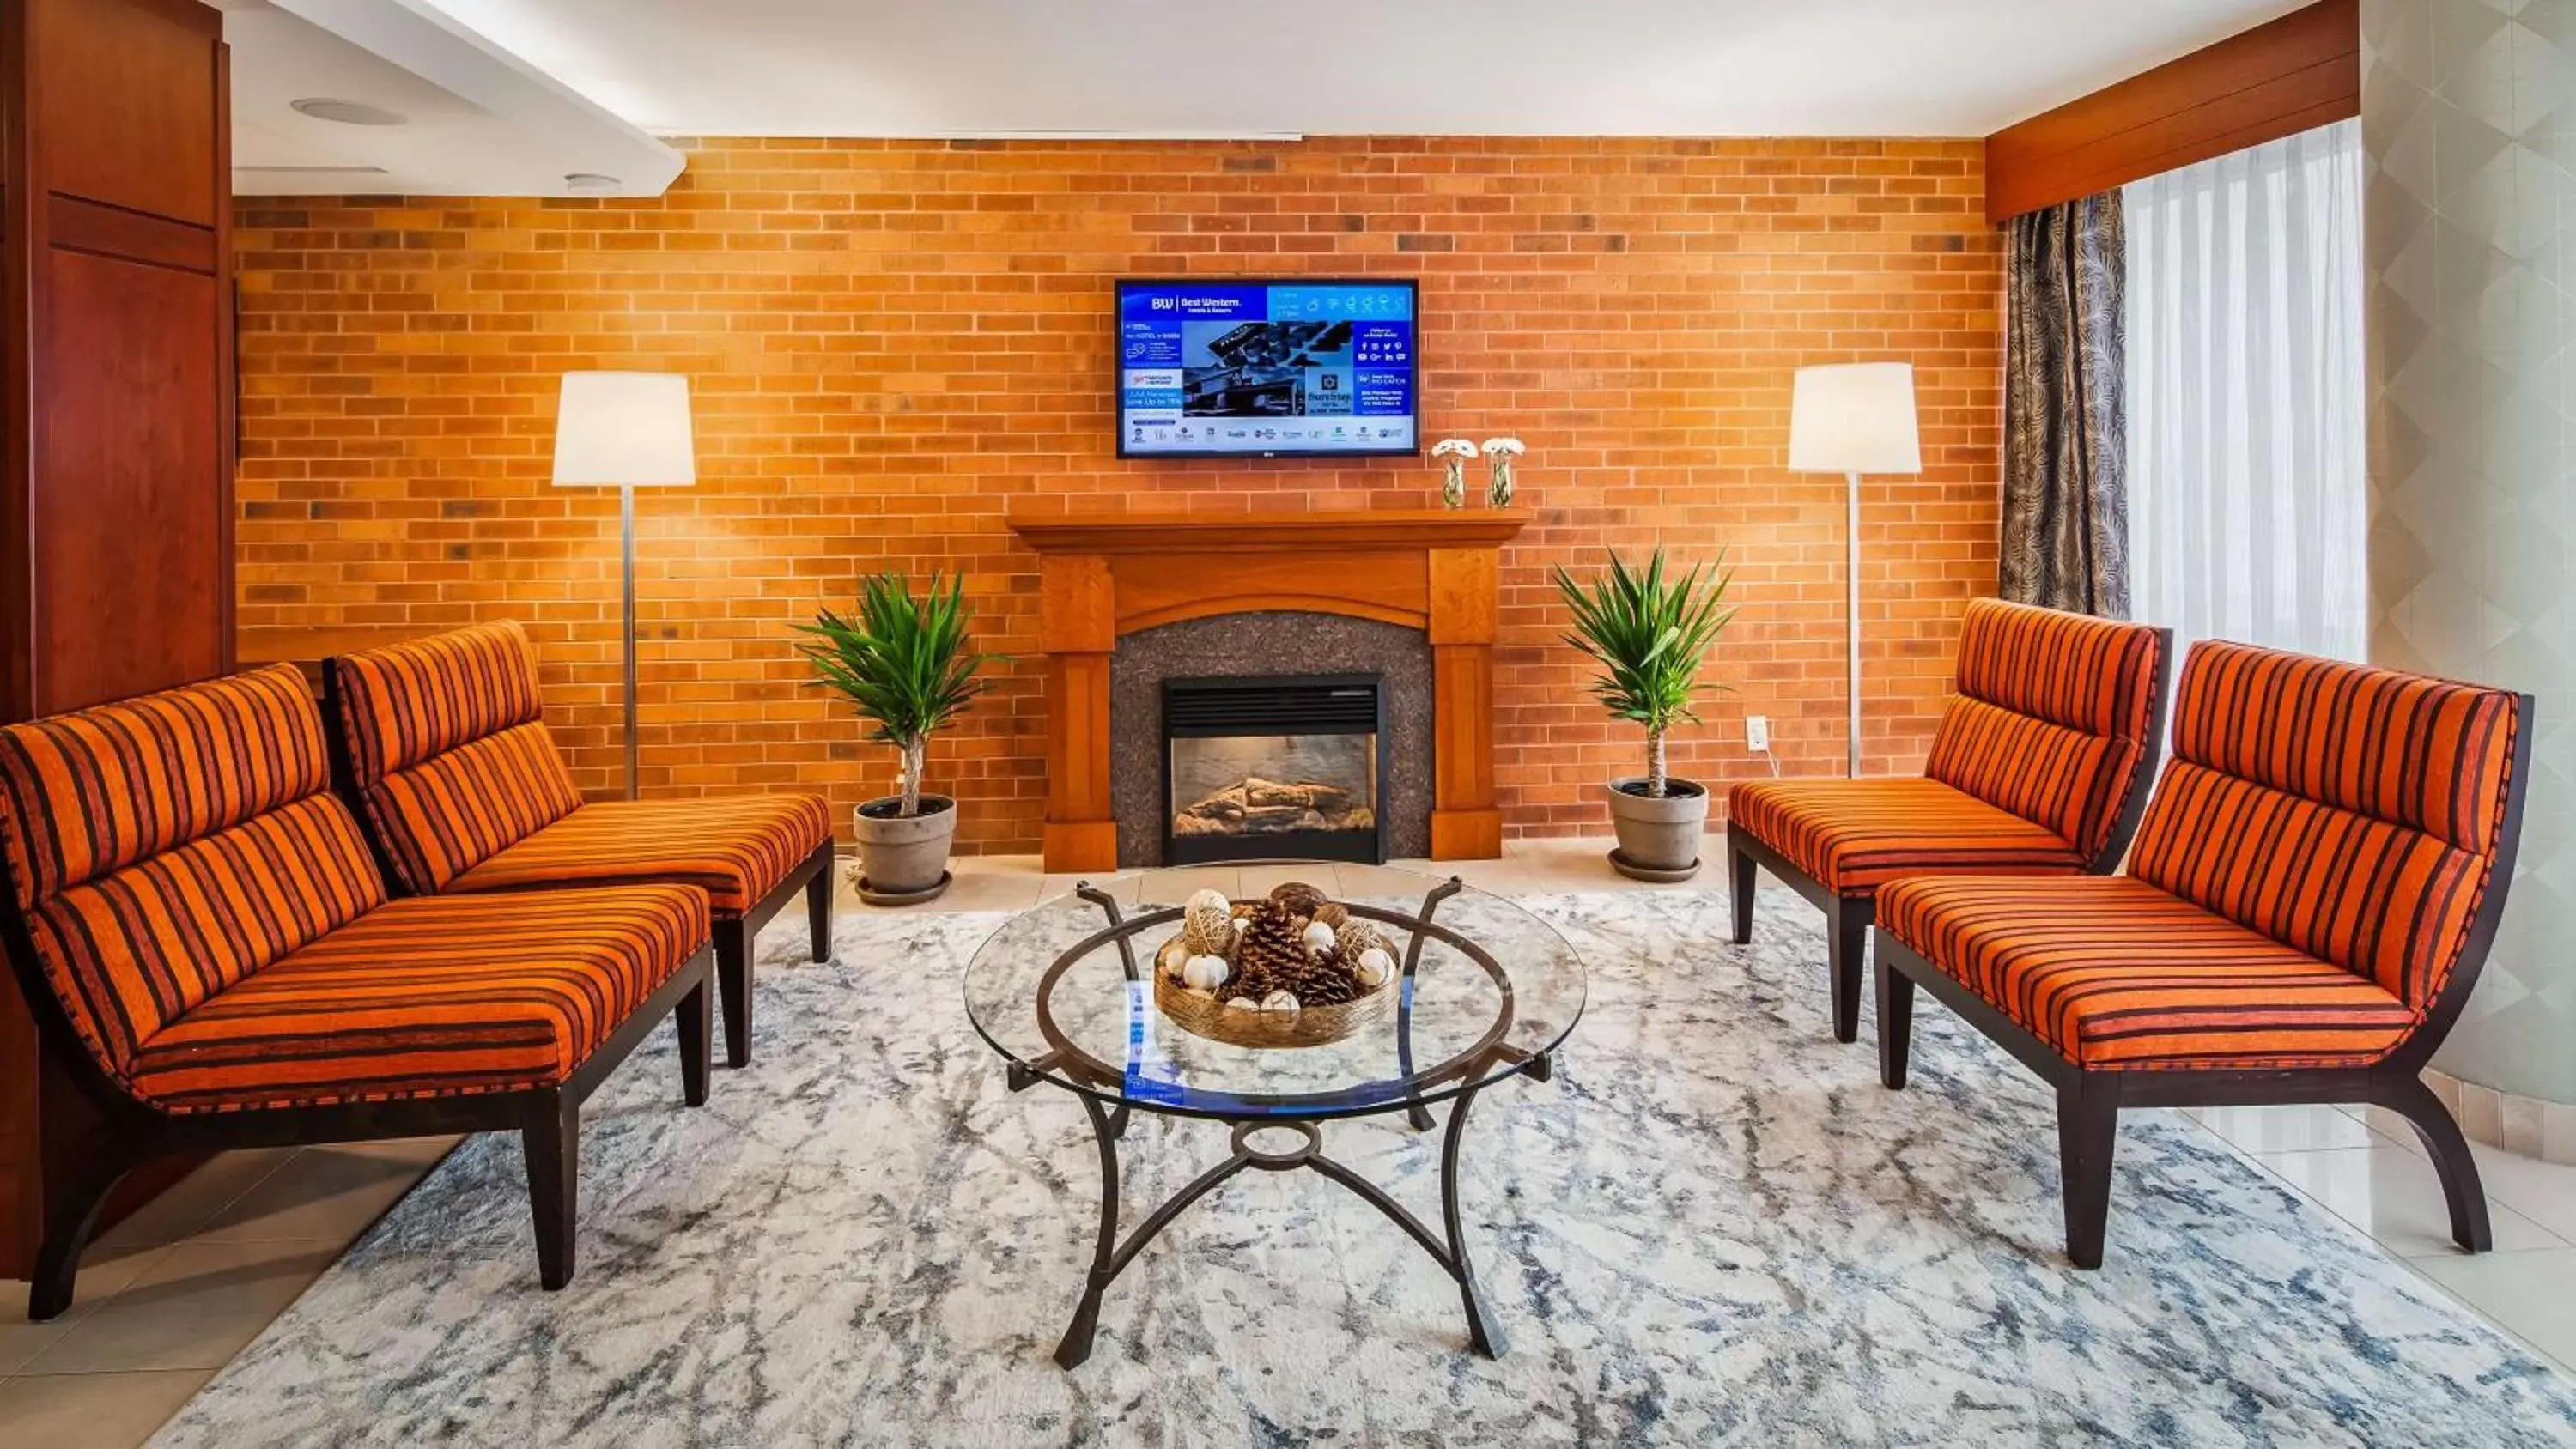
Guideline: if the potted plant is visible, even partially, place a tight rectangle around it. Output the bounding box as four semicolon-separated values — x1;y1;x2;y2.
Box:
797;570;1002;903
1552;547;1736;881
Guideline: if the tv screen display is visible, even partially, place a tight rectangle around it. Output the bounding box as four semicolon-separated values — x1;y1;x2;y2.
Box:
1116;279;1418;458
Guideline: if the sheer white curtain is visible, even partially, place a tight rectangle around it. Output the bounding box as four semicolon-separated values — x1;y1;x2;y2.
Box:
2124;118;2366;664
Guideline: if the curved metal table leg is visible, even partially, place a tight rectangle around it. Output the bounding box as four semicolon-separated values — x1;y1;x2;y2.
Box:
1439;1085;1506;1357
1054;1092;1125;1369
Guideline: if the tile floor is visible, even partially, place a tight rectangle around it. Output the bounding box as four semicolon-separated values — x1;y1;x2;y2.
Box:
6;838;2573;1447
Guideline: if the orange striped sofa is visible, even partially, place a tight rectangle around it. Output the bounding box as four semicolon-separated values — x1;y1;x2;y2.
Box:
1874;642;2533;1269
322;621;834;1069
0;665;717;1319
1728;598;2171;1041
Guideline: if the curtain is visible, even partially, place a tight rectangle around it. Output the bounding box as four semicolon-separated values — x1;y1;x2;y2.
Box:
2002;192;2129;616
2124;118;2366;664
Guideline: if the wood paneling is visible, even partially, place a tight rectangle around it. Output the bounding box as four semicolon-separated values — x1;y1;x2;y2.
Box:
1010;508;1528;871
26;0;218;226
1;0;230;1283
1984;0;2357;224
36;249;225;707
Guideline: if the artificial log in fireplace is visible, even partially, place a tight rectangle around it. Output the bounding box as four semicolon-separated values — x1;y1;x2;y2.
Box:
1163;674;1389;864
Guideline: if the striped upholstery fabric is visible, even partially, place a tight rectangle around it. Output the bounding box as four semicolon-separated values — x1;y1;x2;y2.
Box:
33;797;386;1079
447;794;833;915
1925;598;2163;858
129;884;708;1113
326;622;581;894
1729;599;2163;895
1727;778;2085;894
364;724;583;895
0;665;331;913
1882;642;2522;1070
328;621;831;918
2129;642;2518;1009
0;668;386;1079
1878;876;2416;1070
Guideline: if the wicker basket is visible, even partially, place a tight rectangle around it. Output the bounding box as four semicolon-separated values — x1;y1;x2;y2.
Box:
1154;965;1394;1050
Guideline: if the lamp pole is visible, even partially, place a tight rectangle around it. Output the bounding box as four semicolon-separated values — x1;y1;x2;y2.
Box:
1846;469;1862;779
621;482;639;800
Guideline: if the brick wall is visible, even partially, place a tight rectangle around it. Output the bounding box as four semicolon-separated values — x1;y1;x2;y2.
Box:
233;136;2003;853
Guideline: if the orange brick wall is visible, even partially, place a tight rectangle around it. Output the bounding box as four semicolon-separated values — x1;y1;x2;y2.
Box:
232;136;2003;853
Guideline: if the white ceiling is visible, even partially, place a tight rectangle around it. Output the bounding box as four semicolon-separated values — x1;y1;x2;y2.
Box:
221;0;681;197
222;0;2312;197
418;0;2310;141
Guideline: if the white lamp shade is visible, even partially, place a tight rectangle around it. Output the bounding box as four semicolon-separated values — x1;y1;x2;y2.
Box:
551;372;696;487
1787;362;1922;476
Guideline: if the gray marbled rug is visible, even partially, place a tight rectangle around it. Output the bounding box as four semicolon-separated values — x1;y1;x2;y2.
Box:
151;888;2576;1447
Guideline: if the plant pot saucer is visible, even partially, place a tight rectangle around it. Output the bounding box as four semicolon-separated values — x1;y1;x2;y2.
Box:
855;870;952;907
1607;849;1700;884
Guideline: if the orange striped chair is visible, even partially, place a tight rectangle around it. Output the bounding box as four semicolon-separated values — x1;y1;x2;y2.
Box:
1728;599;2171;1041
1874;642;2533;1269
0;665;716;1319
322;621;834;1070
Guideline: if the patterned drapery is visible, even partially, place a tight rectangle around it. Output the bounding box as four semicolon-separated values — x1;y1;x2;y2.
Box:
2002;193;2129;617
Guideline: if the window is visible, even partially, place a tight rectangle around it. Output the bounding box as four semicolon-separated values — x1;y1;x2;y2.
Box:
2124;118;2367;664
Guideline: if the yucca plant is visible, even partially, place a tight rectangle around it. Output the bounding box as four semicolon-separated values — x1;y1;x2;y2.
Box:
797;571;1002;817
1552;547;1735;798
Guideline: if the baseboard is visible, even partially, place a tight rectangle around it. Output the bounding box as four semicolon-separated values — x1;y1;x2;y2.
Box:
2421;1068;2576;1165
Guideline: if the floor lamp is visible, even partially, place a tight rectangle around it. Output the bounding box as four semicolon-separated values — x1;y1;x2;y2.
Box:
1787;362;1922;779
551;371;696;800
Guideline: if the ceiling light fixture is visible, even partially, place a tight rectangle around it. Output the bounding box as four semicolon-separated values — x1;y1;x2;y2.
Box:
289;97;407;126
563;173;622;191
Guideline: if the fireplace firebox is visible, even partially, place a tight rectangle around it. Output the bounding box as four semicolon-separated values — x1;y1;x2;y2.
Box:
1162;673;1389;865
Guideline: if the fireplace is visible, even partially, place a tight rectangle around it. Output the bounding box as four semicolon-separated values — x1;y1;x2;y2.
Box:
1006;507;1528;871
1162;673;1389;865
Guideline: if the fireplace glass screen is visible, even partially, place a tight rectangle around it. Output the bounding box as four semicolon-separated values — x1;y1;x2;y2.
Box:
1163;674;1388;864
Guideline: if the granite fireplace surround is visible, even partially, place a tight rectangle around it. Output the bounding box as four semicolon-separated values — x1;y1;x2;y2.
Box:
1111;613;1434;866
1007;508;1528;872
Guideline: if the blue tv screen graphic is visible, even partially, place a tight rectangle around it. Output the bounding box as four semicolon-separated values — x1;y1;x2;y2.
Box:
1117;281;1418;457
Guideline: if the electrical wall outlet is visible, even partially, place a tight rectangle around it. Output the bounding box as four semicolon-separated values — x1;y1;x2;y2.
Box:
1745;714;1771;753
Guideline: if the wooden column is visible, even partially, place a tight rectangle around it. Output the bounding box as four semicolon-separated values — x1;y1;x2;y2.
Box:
1426;546;1502;858
0;0;234;1281
1038;555;1118;873
1010;509;1527;873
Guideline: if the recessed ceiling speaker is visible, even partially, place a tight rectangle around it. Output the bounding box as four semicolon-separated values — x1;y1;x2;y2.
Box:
563;173;622;191
290;98;406;126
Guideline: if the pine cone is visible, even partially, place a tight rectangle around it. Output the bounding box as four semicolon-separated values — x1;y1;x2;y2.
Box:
1269;949;1363;1006
1232;900;1311;1000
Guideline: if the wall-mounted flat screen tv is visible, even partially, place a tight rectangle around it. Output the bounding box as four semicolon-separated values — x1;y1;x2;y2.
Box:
1116;279;1418;458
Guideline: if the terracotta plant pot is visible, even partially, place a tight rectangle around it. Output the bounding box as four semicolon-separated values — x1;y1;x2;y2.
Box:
854;794;957;899
1602;778;1708;881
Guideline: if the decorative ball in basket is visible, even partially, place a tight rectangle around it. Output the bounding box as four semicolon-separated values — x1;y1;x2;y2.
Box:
1153;882;1400;1049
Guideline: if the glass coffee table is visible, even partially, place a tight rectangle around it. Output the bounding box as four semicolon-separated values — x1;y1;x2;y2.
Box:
964;864;1586;1368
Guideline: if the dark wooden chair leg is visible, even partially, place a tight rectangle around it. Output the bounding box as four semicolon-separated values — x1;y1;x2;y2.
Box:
2057;1076;2119;1270
806;852;834;963
523;1093;579;1290
1874;942;1914;1090
676;971;712;1108
1728;840;1756;945
26;1152;134;1321
2377;1073;2493;1253
713;917;752;1070
1826;898;1867;1044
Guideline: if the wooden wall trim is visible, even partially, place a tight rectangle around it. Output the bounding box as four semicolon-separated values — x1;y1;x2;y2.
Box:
1984;0;2357;225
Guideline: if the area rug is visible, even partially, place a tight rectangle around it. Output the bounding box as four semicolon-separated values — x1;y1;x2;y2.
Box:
151;888;2576;1447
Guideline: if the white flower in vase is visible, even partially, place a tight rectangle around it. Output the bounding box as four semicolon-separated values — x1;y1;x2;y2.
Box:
1431;438;1479;510
1481;438;1526;507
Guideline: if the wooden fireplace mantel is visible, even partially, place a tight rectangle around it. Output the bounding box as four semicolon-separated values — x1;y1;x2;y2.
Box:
1008;507;1532;871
